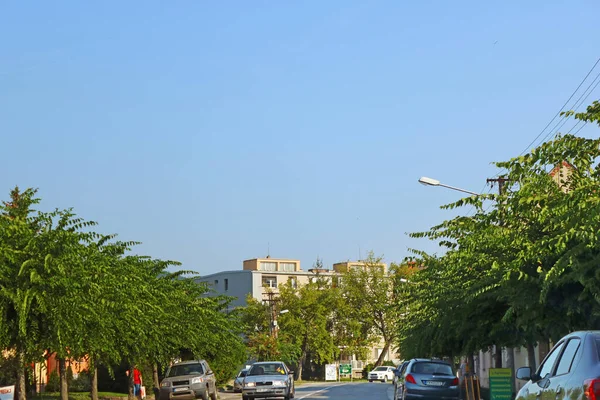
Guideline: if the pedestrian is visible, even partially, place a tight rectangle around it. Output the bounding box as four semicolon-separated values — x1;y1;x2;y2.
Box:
129;365;143;400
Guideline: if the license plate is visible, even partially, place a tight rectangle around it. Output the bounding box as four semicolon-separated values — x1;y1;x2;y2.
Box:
173;388;187;392
257;388;270;393
425;381;444;386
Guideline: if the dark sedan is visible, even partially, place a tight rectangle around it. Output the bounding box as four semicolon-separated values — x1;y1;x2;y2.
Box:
397;359;459;400
516;331;600;400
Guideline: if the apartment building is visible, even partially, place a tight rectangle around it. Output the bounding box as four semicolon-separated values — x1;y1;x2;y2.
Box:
197;256;397;363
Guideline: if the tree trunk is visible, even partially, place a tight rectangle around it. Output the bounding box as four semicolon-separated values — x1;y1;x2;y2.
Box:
374;340;391;367
59;358;69;400
467;353;475;376
128;366;135;400
296;351;307;382
17;350;27;400
527;342;537;371
151;363;160;400
91;365;99;400
506;347;515;396
494;346;503;368
538;340;550;364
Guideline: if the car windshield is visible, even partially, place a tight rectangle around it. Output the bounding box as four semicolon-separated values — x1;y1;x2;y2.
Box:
248;363;286;376
166;363;204;377
238;370;248;377
374;367;388;371
412;362;453;376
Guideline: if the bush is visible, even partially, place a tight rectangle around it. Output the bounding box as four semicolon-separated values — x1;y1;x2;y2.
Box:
362;363;375;379
46;370;60;392
70;371;91;392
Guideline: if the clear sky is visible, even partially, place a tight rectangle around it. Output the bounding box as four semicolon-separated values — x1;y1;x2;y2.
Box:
1;1;599;275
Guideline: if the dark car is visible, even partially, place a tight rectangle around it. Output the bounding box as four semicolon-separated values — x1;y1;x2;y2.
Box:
516;331;600;400
159;360;218;400
397;359;459;400
394;361;409;399
242;361;295;400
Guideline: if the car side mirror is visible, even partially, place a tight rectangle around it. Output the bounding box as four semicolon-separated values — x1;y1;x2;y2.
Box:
206;370;214;375
516;367;532;381
289;370;294;375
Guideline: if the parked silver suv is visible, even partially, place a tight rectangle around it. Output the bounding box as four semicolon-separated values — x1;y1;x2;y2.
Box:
159;360;218;400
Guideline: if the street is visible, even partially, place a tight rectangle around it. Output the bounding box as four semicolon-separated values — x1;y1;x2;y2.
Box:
219;382;394;400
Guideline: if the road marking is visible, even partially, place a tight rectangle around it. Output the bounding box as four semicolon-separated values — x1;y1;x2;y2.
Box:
296;384;348;399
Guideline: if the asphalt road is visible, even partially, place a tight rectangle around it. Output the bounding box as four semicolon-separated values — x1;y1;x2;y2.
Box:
219;381;394;400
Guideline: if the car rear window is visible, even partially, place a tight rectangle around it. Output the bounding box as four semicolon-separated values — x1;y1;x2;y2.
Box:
373;367;388;371
412;362;453;376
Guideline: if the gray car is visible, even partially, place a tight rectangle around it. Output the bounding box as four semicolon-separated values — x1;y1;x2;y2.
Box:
159;360;218;400
516;331;600;400
397;359;459;400
242;361;295;400
234;369;248;393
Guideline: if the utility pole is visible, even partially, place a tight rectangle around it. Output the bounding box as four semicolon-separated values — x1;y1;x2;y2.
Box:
263;292;280;339
487;176;515;396
486;176;509;196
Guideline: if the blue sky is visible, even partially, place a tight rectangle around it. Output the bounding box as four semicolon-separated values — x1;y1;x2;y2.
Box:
1;1;599;275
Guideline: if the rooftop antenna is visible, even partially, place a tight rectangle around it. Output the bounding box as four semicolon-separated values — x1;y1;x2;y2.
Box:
358;245;362;262
267;242;270;258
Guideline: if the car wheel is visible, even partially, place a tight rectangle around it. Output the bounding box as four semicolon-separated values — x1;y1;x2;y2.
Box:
384;376;388;383
200;389;209;400
242;396;249;400
209;384;217;400
369;380;373;382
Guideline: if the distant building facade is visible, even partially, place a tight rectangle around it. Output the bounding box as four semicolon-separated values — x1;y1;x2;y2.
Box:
197;256;396;364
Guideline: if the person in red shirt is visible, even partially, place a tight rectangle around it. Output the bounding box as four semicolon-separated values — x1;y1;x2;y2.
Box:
128;365;143;399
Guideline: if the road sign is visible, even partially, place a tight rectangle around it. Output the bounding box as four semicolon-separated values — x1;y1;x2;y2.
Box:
489;368;512;400
339;364;352;375
325;364;337;381
0;386;15;400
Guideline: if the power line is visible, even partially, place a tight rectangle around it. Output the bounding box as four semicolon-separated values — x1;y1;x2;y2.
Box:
517;56;600;157
538;69;600;144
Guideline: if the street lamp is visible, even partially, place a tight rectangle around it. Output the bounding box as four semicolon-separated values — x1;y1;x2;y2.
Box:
418;176;479;196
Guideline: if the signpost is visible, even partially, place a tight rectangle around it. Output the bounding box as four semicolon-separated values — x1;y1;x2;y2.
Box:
325;364;337;381
339;364;352;382
489;368;512;400
0;385;15;400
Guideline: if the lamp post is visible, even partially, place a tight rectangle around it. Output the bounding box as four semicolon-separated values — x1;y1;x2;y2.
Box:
418;177;479;196
272;309;289;339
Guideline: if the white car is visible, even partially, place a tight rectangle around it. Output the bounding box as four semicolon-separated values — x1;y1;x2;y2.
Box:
368;366;395;383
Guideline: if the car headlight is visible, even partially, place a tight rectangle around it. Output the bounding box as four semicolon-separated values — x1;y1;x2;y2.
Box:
160;382;171;388
245;382;255;387
272;381;286;387
190;377;204;384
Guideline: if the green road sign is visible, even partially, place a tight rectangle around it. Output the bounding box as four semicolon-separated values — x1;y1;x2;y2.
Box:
339;364;352;374
489;368;512;400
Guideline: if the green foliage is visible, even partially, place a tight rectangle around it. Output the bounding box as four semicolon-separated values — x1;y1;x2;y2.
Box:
46;370;60;393
0;186;246;399
362;363;375;379
337;252;399;366
400;100;600;359
70;372;91;393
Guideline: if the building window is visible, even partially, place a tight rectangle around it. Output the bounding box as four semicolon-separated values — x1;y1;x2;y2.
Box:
350;265;362;272
224;279;229;291
214;279;219;286
289;277;297;289
260;262;277;271
280;262;296;272
262;276;277;288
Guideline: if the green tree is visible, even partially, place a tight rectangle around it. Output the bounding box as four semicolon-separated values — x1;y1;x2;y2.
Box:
338;252;399;366
277;273;341;381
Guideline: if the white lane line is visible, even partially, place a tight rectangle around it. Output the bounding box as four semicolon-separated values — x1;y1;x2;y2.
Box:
296;383;348;399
